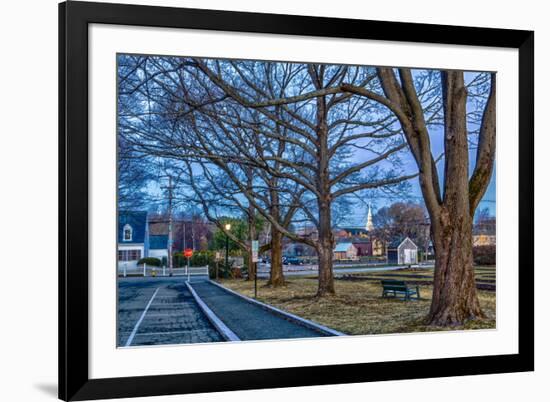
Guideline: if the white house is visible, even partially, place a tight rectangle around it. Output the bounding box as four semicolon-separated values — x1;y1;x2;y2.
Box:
118;211;149;269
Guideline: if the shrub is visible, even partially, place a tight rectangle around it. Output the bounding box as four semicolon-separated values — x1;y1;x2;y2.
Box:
173;252;185;268
473;245;496;266
190;251;215;267
137;257;161;267
173;250;217;268
208;259;234;279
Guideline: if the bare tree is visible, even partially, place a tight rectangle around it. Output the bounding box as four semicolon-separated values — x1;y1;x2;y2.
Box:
340;69;495;325
177;159;301;284
198;62;495;323
184;60;414;296
118;55;416;296
373;202;429;244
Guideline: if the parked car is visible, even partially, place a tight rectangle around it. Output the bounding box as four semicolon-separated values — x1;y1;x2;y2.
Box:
283;257;303;265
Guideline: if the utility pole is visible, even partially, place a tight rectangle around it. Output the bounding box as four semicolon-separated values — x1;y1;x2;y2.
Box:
165;175;174;276
183;220;186;249
191;218;195;250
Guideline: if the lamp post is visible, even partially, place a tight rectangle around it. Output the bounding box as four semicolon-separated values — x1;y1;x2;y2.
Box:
224;223;231;271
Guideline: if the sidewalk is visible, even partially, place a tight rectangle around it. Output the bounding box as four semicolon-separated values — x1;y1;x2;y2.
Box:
189;281;327;341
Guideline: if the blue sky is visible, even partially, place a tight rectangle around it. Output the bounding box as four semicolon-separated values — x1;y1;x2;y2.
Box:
120;58;496;226
340;123;496;227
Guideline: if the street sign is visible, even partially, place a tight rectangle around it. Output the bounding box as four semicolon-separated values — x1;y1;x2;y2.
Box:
251;240;259;263
184;248;193;258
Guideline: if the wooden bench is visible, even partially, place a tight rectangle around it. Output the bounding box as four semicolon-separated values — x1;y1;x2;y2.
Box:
381;279;420;300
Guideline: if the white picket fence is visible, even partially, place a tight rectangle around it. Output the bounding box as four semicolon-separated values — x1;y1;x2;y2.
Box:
118;263;209;278
171;266;209;277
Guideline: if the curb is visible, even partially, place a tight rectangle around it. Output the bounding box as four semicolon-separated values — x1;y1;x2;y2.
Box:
185;281;240;342
208;280;346;337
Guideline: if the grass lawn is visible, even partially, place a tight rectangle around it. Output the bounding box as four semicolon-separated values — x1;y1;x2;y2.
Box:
218;270;496;335
346;266;496;290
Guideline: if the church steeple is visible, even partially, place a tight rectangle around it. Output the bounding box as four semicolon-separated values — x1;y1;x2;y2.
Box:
366;204;374;232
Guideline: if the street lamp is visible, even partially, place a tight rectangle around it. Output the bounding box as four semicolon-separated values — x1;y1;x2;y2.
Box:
224;223;231;271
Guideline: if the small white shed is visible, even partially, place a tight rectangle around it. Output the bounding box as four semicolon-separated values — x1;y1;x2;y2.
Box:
387;237;418;265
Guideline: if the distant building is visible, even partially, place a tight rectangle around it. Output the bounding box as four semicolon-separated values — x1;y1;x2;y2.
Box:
148;235;168;261
335;227;369;239
366;204;374;232
333;205;386;256
148;216;214;252
473;214;496;246
386;237;418;265
473;234;496;247
118;211;149;268
351;240;372;257
371;239;385;256
333;242;358;261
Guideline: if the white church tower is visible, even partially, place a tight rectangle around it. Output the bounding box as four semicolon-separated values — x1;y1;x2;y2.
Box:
366;205;374;232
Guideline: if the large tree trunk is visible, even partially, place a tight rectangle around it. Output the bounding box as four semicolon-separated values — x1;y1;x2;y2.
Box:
428;209;483;325
245;170;257;282
266;186;286;287
268;227;285;287
313;80;335;297
427;71;484;325
346;68;495;326
317;197;335;296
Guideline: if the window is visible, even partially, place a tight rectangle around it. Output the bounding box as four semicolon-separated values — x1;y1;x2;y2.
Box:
123;224;132;241
118;249;141;261
129;249;141;260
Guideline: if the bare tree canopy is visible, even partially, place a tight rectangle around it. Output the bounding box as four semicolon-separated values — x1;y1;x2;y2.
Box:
117;54;496;319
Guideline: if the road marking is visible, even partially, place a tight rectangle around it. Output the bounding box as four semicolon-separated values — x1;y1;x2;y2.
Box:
125;287;160;347
143;313;184;318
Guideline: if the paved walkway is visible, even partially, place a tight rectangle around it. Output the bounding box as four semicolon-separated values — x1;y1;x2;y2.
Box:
189;281;326;341
118;277;224;346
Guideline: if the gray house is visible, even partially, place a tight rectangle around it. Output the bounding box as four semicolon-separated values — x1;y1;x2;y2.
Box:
386;237;418;265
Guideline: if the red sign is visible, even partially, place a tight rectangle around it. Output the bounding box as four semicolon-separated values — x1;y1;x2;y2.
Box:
184;248;193;258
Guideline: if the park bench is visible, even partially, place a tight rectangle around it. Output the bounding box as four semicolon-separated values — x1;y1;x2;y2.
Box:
381;279;420;301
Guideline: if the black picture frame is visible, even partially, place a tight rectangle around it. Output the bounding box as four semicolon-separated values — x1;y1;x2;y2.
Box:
59;1;534;400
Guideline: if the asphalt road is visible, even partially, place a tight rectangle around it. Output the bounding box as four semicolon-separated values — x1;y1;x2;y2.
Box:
257;263;434;278
118;276;224;346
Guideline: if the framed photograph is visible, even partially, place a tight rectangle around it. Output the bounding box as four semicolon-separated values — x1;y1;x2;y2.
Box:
59;1;534;400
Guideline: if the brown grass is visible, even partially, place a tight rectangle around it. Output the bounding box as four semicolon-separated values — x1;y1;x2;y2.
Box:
218;274;496;335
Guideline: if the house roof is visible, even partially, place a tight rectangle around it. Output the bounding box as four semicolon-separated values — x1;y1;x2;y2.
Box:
118;211;147;244
149;235;168;250
387;237;417;249
337;227;368;235
334;242;354;252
